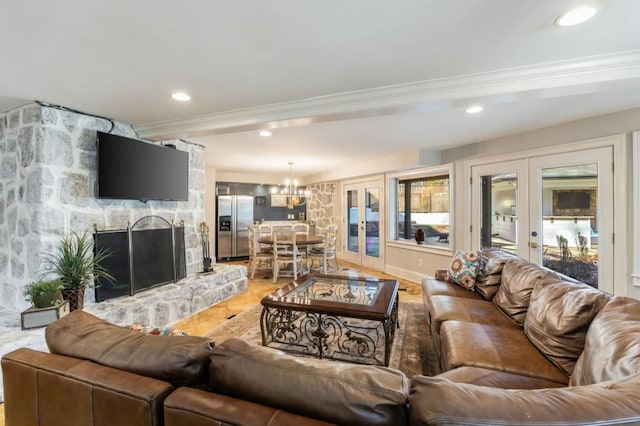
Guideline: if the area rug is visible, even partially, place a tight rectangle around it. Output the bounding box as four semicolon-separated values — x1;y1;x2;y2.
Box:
206;300;437;378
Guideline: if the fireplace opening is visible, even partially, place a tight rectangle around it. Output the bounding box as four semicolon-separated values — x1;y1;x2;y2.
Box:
94;215;186;302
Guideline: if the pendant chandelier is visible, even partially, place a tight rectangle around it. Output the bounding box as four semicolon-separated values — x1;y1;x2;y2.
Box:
271;162;310;209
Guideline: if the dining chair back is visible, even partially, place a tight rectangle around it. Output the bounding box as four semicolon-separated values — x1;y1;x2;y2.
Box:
248;226;272;279
309;224;338;274
293;222;309;236
272;230;303;283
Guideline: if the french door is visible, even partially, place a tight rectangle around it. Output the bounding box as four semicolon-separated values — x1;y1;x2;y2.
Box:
343;178;385;270
471;147;614;293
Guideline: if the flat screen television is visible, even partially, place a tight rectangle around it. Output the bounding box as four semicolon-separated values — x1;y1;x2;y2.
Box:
97;131;189;201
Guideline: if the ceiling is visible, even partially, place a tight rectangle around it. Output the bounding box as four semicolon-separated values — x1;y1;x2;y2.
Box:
2;1;640;180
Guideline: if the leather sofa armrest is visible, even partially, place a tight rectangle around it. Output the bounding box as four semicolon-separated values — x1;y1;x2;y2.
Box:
165;387;336;426
2;348;173;426
409;374;640;425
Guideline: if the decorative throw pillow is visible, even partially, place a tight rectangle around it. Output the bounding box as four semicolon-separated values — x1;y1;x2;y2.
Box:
447;250;483;290
125;324;189;336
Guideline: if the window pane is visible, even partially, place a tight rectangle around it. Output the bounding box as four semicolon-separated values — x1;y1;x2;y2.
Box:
365;187;380;257
541;164;598;287
480;173;518;255
397;175;450;246
347;189;359;253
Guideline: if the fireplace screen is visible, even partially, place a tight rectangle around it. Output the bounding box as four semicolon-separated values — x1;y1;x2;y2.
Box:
94;215;186;302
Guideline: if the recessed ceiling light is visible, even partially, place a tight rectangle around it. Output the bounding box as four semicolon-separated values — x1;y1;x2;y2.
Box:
259;130;272;137
465;105;483;114
555;6;597;27
171;92;191;102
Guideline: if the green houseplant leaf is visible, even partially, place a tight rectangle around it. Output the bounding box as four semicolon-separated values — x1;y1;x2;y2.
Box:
43;232;114;290
23;279;64;308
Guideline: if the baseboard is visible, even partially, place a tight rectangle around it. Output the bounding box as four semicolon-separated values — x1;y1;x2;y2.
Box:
384;265;431;284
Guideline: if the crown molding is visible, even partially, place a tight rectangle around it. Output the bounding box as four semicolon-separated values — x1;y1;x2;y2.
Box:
136;50;640;140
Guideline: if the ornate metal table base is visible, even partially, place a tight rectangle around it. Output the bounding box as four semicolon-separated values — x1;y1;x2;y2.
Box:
260;297;398;366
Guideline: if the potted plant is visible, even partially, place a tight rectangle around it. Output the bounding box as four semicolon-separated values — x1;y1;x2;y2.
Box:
21;278;70;329
23;279;64;309
43;232;114;311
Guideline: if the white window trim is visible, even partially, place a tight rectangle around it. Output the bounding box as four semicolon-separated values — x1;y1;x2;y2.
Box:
632;131;640;288
387;163;454;253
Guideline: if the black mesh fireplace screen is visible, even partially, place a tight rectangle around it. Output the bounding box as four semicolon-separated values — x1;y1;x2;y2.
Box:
94;215;186;302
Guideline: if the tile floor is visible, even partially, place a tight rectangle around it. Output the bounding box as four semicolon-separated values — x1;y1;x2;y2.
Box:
0;260;423;424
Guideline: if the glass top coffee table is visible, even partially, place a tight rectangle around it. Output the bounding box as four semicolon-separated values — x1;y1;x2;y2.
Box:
260;274;399;366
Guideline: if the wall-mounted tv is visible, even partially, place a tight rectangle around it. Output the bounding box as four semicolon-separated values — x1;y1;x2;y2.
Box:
97;131;189;201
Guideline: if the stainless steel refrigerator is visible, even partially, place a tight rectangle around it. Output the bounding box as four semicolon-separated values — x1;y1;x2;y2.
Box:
216;195;254;260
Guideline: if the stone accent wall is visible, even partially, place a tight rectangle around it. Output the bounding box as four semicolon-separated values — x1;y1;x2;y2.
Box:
307;182;336;233
0;104;206;312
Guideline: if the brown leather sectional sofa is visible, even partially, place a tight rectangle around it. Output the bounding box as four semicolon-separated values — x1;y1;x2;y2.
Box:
2;250;640;425
413;249;640;424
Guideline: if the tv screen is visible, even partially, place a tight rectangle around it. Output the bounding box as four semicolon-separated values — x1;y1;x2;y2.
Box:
97;131;189;201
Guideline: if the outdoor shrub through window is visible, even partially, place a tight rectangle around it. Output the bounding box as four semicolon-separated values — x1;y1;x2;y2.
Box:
397;174;450;246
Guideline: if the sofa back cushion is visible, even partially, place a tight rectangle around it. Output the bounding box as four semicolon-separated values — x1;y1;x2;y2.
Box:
209;338;409;426
524;280;610;377
570;297;640;386
45;310;214;387
475;249;518;300
409;373;640;425
493;259;556;326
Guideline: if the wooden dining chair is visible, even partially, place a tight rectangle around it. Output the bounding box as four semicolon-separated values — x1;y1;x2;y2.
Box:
272;230;303;283
309;224;338;274
248;226;272;279
257;224;273;253
293;222;309;236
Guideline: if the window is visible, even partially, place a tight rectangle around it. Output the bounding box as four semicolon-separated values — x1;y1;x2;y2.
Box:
389;165;452;248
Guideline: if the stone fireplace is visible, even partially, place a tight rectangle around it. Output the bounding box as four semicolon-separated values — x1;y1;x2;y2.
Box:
0;103;209;312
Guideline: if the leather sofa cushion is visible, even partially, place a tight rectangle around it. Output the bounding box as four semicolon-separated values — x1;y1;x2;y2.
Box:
428;295;515;335
475;249;518;300
571;297;640;386
439;321;568;384
165;387;337;426
438;366;565;389
408;373;640;425
209;338;409;426
45;310;214;387
492;259;556;326
524;279;610;377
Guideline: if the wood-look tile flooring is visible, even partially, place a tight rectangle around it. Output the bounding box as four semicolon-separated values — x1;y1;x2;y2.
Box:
0;260;422;425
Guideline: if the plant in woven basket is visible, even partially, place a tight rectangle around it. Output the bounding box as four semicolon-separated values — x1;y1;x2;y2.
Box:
43;232;114;311
23;279;64;309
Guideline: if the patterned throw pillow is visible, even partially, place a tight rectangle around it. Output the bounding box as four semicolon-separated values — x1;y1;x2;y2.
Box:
447;250;483;290
125;324;188;336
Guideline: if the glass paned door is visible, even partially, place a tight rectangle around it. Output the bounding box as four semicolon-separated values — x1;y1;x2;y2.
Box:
529;148;613;291
471;160;529;259
472;148;613;293
343;179;384;270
